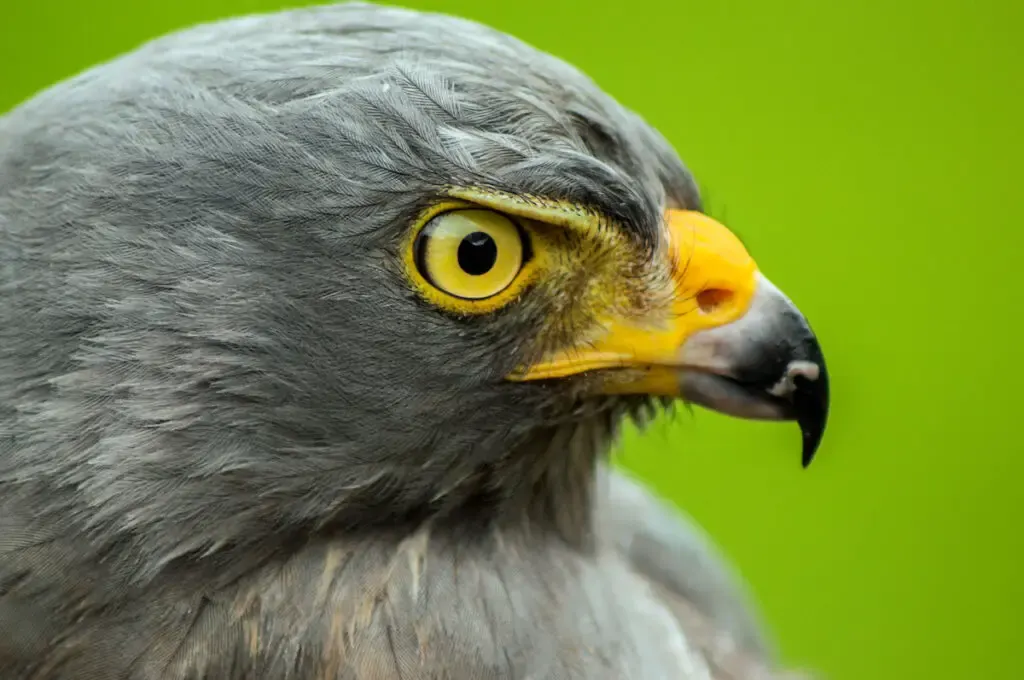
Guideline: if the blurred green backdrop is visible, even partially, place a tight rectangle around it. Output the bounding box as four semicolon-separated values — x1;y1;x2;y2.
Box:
2;0;1021;678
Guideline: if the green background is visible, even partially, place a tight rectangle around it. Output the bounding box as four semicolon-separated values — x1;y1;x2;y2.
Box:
2;0;1020;678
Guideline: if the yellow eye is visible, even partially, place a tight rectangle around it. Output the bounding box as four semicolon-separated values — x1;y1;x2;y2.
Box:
413;209;529;301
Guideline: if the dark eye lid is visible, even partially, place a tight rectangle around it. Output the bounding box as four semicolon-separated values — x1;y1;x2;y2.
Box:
412;218;436;286
516;217;534;264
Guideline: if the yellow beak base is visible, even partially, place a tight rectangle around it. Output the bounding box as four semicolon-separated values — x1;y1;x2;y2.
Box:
509;210;759;392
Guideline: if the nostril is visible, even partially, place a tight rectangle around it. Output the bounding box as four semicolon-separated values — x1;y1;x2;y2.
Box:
696;288;733;314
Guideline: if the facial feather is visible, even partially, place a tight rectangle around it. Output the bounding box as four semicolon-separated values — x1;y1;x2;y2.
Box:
0;3;701;583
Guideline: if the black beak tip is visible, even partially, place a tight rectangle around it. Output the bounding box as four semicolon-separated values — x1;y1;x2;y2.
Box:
801;433;819;469
794;366;829;469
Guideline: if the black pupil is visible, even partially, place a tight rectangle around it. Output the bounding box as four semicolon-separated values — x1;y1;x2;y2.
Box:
457;231;498;276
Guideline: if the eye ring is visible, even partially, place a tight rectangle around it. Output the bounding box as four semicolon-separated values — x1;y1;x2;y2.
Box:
412;209;532;302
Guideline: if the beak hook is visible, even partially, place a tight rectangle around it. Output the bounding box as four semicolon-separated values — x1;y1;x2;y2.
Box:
793;364;829;468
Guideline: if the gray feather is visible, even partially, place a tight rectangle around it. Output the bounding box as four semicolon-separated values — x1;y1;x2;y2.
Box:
0;3;791;678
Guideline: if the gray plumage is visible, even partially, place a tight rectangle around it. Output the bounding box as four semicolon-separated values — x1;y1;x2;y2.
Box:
0;3;802;678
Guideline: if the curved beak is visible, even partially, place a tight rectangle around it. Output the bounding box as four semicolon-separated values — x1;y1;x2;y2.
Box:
509;210;830;467
676;273;830;467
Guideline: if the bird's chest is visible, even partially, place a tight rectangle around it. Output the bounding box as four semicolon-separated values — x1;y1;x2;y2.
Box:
214;537;714;680
7;538;713;680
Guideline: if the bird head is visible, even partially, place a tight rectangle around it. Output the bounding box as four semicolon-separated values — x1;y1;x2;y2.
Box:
0;3;828;565
411;189;828;462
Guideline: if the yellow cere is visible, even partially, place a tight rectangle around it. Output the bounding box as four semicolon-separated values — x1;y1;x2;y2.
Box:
506;210;760;392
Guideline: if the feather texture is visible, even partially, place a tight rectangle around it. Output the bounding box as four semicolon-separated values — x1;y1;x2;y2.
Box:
0;3;804;678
